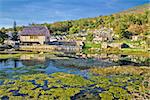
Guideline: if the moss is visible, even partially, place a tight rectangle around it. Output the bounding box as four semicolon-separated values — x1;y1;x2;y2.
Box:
44;88;81;100
51;72;93;87
108;86;131;99
99;91;114;100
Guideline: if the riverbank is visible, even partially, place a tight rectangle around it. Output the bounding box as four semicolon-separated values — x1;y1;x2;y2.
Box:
83;48;150;57
0;51;65;59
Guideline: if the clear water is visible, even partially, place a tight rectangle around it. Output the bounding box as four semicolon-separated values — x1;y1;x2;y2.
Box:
0;54;149;79
0;59;90;79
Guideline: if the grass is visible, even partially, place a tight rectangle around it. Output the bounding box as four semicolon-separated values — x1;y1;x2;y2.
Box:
0;52;64;59
83;47;150;57
84;42;101;49
104;48;150;56
120;48;149;56
0;54;21;59
82;39;149;56
83;42;101;54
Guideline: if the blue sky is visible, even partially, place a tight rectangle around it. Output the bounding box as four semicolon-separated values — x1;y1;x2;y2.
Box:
0;0;149;28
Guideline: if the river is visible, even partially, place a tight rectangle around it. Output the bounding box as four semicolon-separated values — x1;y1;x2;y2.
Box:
0;53;149;79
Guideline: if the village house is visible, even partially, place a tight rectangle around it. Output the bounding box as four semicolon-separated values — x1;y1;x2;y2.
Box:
4;39;16;47
6;31;13;39
101;42;130;49
20;26;50;45
92;27;114;43
131;35;143;41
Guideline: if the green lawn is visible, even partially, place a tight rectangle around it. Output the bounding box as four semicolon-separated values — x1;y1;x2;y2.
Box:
84;42;101;48
0;54;21;59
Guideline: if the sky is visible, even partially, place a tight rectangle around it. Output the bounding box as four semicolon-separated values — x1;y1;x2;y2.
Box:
0;0;149;28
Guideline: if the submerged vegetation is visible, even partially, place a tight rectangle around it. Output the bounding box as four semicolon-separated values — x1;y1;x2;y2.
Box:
0;66;149;100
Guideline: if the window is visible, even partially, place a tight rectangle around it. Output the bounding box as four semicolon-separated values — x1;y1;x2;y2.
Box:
30;36;38;39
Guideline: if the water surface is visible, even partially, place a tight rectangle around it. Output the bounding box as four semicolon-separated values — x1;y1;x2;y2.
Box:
0;53;149;79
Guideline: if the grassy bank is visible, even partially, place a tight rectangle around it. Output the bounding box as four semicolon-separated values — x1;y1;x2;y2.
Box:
0;54;22;59
90;66;150;76
102;48;150;57
83;47;150;57
0;51;64;59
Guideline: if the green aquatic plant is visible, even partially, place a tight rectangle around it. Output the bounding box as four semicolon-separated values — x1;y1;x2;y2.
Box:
42;88;81;100
90;66;150;99
0;73;88;99
51;72;93;87
0;71;8;79
99;91;114;100
0;66;149;99
108;86;132;99
90;75;110;84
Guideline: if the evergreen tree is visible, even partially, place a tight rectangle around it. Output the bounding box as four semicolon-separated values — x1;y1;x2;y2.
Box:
12;21;18;41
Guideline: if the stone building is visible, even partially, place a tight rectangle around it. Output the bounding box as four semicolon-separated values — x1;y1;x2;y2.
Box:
92;27;114;43
101;42;130;49
20;26;50;45
131;35;143;41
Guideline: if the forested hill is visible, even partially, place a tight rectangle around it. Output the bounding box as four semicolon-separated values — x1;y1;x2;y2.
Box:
40;3;150;37
1;3;150;38
119;3;150;14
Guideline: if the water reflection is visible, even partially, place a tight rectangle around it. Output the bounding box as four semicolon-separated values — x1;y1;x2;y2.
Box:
0;59;23;69
85;53;149;66
0;54;91;79
0;53;149;69
0;53;149;79
20;55;48;67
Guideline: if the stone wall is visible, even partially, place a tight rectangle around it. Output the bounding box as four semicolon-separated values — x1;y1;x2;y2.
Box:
19;45;82;52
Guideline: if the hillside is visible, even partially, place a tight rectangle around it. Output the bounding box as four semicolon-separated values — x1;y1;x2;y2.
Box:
120;3;150;14
43;3;149;36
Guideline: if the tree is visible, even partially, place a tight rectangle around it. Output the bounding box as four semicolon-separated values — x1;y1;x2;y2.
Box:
12;21;18;41
69;26;80;34
0;31;8;43
114;22;128;39
86;32;94;41
128;24;144;35
1;27;6;33
122;31;133;39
